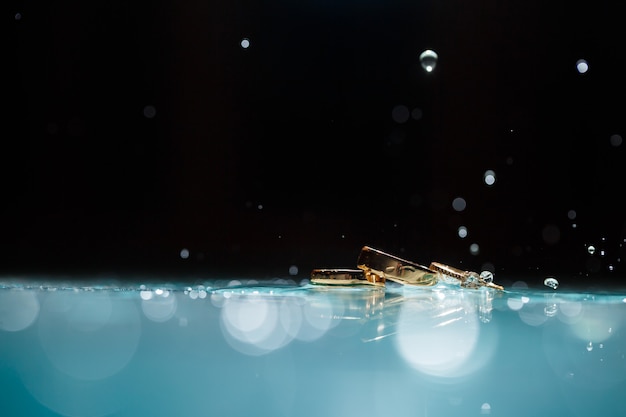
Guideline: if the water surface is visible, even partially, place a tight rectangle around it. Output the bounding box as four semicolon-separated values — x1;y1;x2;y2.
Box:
1;279;625;417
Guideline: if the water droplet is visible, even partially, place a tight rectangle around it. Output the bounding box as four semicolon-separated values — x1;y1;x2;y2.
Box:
480;271;494;283
180;248;190;259
587;245;596;255
288;265;299;276
240;38;250;49
586;341;593;352
457;226;468;239
419;49;438;73
544;277;559;289
483;170;496;186
576;59;589;74
469;243;480;255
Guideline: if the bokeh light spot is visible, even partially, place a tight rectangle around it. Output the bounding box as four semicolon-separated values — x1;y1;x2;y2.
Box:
143;105;156;119
394;295;487;378
241;38;250;49
576;59;589;73
391;105;410;124
470;243;480;255
142;291;178;323
610;134;623;147
458;226;468;239
452;197;467;212
180;248;190;259
0;290;40;332
542;224;561;245
38;292;141;381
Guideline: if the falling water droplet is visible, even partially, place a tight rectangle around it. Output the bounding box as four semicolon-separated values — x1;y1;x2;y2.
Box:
544;277;559;290
586;341;593;352
587;245;596;255
419;49;438;73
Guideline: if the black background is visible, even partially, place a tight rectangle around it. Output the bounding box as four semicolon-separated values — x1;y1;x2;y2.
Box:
5;0;626;286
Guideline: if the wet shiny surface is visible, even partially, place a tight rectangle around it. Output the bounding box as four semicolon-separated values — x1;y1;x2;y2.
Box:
1;279;626;417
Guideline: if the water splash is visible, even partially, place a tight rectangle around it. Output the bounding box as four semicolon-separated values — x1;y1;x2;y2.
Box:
544;277;559;290
480;271;494;284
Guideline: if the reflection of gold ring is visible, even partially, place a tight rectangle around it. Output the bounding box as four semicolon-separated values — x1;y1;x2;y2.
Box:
357;246;438;286
429;262;504;290
310;269;385;287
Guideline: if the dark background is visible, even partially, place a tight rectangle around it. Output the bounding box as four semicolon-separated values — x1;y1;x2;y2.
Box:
5;0;626;286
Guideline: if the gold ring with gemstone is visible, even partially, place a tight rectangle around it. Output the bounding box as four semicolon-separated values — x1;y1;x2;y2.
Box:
357;246;438;286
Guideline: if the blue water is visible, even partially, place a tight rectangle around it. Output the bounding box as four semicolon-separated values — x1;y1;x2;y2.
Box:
1;278;626;417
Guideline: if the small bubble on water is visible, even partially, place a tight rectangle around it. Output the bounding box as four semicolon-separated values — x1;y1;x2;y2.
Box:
587;245;596;255
419;49;438;73
544;277;559;289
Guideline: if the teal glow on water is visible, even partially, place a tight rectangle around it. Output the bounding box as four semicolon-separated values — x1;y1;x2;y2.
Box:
1;279;626;417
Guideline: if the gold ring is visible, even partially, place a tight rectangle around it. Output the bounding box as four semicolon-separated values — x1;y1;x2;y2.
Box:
357;246;438;286
310;268;385;287
429;262;504;290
